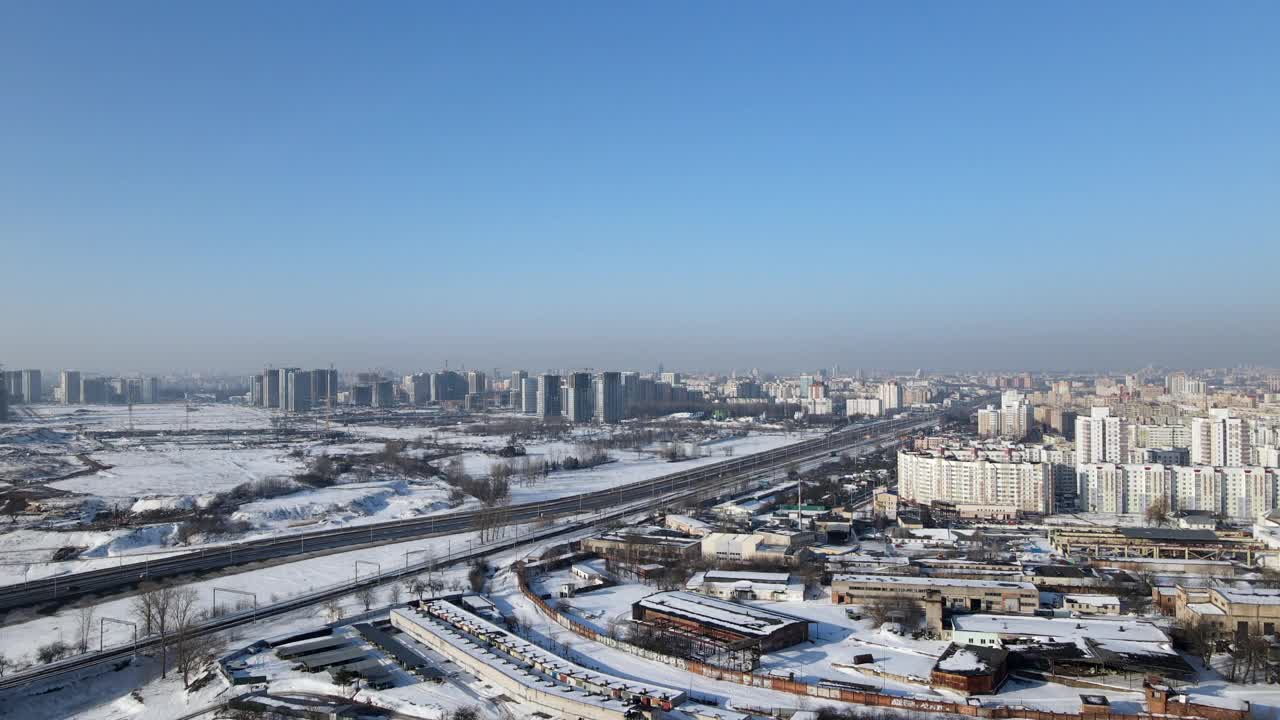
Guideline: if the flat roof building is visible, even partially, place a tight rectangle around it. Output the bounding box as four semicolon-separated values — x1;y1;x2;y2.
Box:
632;590;809;652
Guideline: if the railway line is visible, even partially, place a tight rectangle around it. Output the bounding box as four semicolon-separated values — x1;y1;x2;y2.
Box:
0;413;936;612
0;412;940;695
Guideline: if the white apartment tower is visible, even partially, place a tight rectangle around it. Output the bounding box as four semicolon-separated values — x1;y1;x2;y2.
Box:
1075;407;1130;466
1190;410;1252;467
879;381;903;412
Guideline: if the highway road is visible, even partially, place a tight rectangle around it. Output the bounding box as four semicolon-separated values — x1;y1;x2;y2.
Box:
0;411;942;695
0;413;940;613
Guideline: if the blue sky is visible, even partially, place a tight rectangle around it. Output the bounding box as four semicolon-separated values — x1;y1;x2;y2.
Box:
3;2;1277;373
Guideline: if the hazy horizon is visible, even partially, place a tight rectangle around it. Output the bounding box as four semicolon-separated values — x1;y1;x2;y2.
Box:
5;3;1277;372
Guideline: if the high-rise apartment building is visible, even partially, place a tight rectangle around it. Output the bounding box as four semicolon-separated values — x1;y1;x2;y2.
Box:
847;397;883;417
250;375;264;406
467;371;487;395
431;371;467;403
879;381;903;412
372;380;395;407
897;449;1054;516
510;371;528;406
285;369;312;412
566;372;593;423
405;373;430;405
595;371;622;424
60;370;81;405
1191;410;1252;467
520;377;538;414
141;377;160;404
1075;407;1130;466
20;370;41;404
3;372;22;404
262;369;281;408
536;374;562;419
621;372;640;412
978;391;1036;440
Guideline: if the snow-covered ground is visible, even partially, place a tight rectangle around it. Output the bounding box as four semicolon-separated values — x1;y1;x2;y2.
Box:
22;403;280;432
48;444;304;500
0;412;813;588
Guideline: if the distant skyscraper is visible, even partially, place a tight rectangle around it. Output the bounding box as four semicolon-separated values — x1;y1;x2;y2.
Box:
309;368;337;409
595;372;623;424
141;377;160;404
285;369;312;412
510;370;528;407
20;370;41;404
621;371;639;414
1075;407;1130;466
80;376;108;404
536;374;562;419
660;371;681;387
520;377;538;414
372;380;395;407
467;370;486;395
405;373;430;405
278;368;297;410
250;375;264;405
1191;410;1251;467
879;381;903;411
61;370;81;405
431;370;467;402
566;372;593;423
3;372;21;404
262;369;281;408
0;380;7;421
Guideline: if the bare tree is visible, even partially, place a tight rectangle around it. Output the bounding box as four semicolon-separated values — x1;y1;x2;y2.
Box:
355;586;377;612
168;588;215;688
75;604;97;654
865;595;925;630
1179;616;1220;667
131;584;178;677
388;583;403;605
1145;495;1172;527
322;598;344;623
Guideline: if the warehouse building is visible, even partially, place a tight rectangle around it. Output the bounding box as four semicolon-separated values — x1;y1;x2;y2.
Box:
632;590;810;652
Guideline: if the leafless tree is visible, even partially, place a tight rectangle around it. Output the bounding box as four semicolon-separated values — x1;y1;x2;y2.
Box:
1179;616;1220;667
1145;495;1172;527
168;587;215;688
865;594;925;629
355;586;377;612
131;584;179;677
75;604;97;654
322;598;344;623
388;583;403;605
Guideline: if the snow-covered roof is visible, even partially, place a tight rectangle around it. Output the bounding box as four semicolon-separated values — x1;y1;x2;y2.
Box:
399;603;684;704
1217;587;1280;605
635;591;806;637
950;614;1168;643
1186;602;1225;615
1182;694;1249;711
832;574;1036;591
703;570;791;584
1063;594;1121;606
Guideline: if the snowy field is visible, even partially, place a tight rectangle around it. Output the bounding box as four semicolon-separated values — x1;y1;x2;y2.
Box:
48;444;304;501
21;403;280;432
0;410;814;587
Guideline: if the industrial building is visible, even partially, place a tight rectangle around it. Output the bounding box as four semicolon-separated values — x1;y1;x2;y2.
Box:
631;591;810;652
